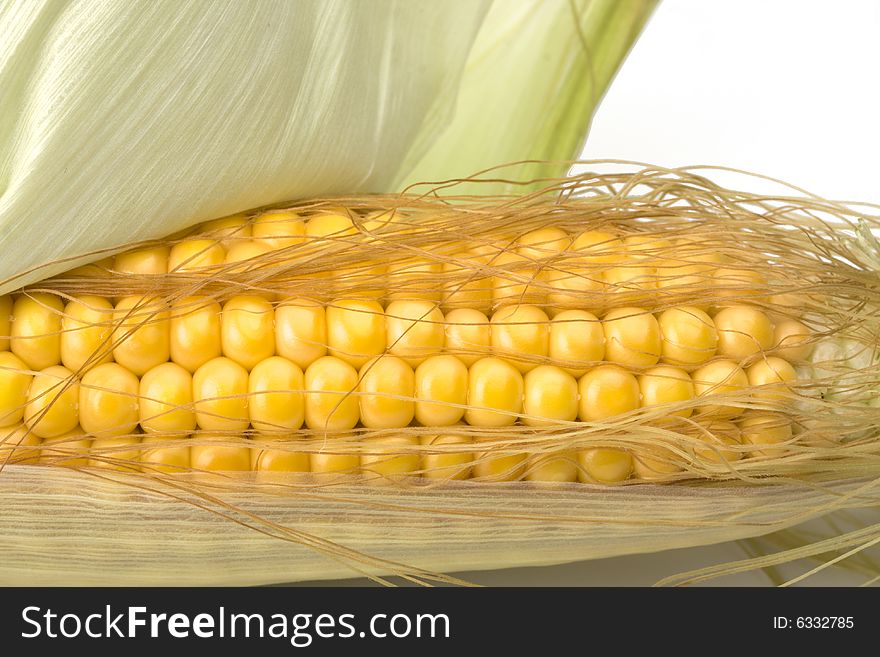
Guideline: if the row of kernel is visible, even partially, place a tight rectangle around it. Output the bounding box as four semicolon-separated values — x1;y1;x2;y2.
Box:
276;300;814;374
246;222;776;313
2;292;812;381
105;213;784;312
3;343;797;444
485;228;774;306
2;415;793;483
187;220;773;311
112;210;368;275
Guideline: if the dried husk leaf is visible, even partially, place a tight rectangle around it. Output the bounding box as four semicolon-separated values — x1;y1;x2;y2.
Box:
2;467;879;586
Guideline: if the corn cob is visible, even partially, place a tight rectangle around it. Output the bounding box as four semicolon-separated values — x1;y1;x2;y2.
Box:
3;201;856;488
0;165;878;589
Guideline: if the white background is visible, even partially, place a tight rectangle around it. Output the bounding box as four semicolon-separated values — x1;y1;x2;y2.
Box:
584;0;880;204
306;0;879;586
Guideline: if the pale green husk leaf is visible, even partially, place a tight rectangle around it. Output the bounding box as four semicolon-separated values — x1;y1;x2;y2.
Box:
0;0;655;295
396;0;658;193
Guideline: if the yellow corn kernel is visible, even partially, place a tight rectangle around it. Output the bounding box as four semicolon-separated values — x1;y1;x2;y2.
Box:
252;210;306;249
472;449;528;482
577;365;640;422
310;436;360;475
547;230;618;308
139;362;196;435
248;356;305;433
223;240;272;268
358;356;415;429
518;227;570;262
739;413;793;457
360;209;398;233
251;437;310;473
303;356;360;431
361;434;420;480
522;365;578;426
275;299;327;369
305;212;357;241
220;295;275;370
0;295;12;351
602;307;661;368
169;297;222;373
385;299;444;366
713;267;768;303
638;366;695;418
692;420;743;463
414;355;468;426
491;250;527;308
633;418;691;480
23;366;79;438
713;305;774;360
517;227;570;303
326;299;385;368
569;230;620;257
60;295;115;372
692;359;749;418
526;452;578;483
40;429;91;467
88;435;142;471
465;357;524;427
139;437;191;474
490;304;549;372
334;260;387;303
0;352;31;427
10;293;64;371
304;211;360;294
442;247;493;313
746;356;797;402
65;257;112;278
633;445;683;481
0;424;42;465
252;448;310;473
114;246;170;276
658;306;718;366
311;454;360;475
548;309;604;377
494;227;569;306
772;318;813;361
192;357;250;431
444;308;490;366
114;296;171;376
79;362;140;438
168;239;226;272
656;244;726;303
83;259;122;287
387;257;443;303
624;234;673;255
191;435;251;471
489;229;556;307
420;433;473;480
577;448;633;483
199;214;252;245
604;235;667;295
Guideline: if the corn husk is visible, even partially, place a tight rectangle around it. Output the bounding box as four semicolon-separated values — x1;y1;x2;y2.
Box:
2;466;877;586
0;0;656;295
394;0;658;193
2;163;879;585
